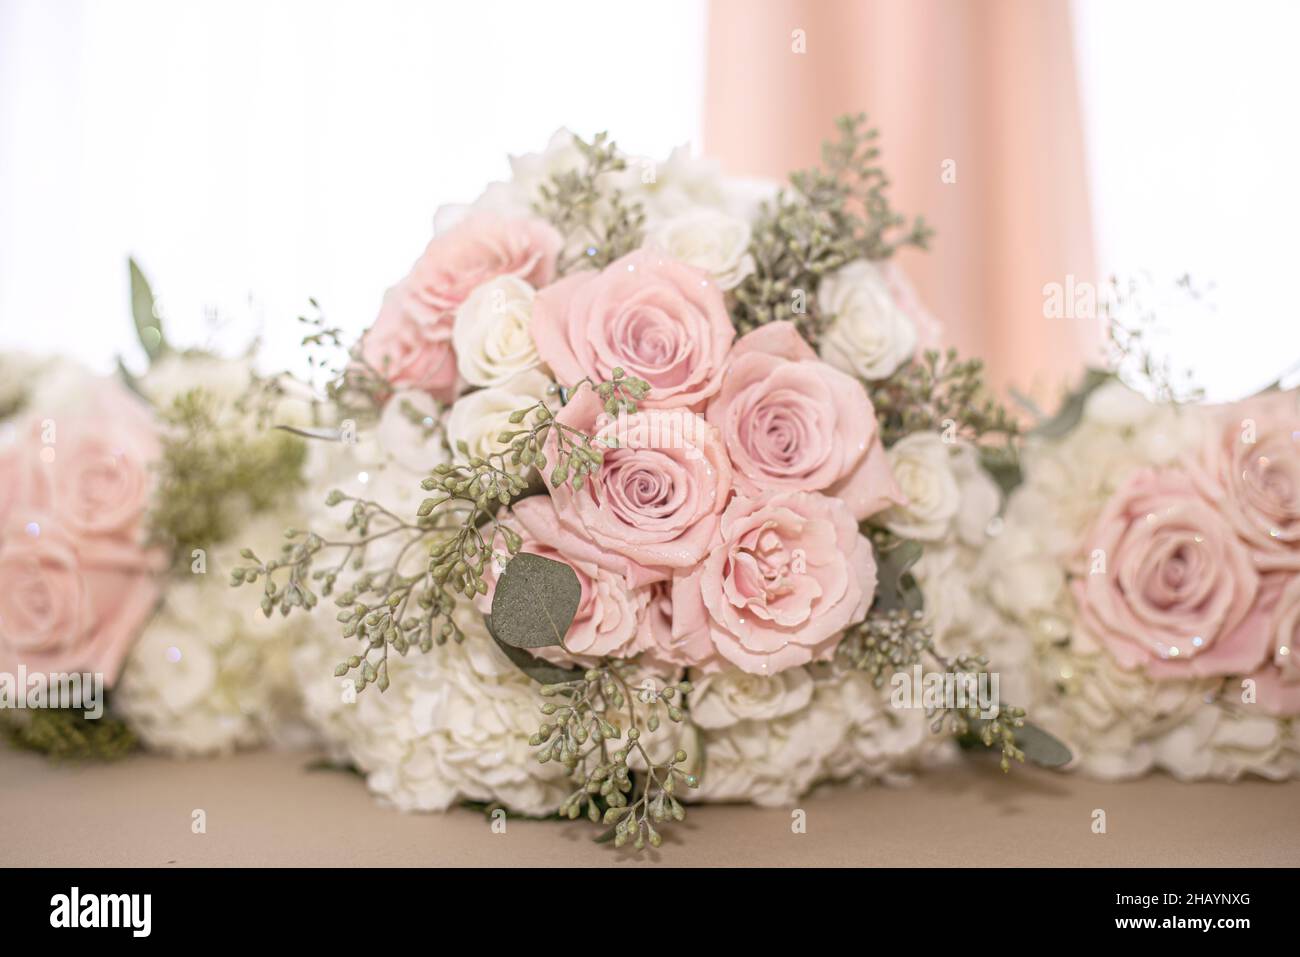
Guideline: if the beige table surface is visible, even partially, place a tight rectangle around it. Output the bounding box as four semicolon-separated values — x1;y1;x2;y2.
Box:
1;746;1297;867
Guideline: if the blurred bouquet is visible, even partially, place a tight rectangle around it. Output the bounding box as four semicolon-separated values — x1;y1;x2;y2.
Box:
0;267;314;757
989;353;1300;780
234;117;1060;851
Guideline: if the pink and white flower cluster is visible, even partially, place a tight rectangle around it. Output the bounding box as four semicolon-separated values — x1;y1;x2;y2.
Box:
0;365;164;686
990;380;1300;781
286;129;994;816
362;206;912;679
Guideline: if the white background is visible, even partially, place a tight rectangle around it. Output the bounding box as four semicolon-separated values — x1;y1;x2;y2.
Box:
1073;0;1300;399
2;0;1299;400
0;0;708;379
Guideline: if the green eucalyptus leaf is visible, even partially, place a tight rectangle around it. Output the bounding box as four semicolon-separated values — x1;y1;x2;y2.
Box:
593;825;618;844
115;356;145;399
967;718;1073;769
872;539;924;614
488;552;581;649
274;423;349;442
1030;367;1113;440
979;445;1024;500
128;257;167;363
1013;720;1073;768
485;615;584;685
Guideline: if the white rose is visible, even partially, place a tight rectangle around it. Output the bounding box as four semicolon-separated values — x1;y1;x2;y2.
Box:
452;276;543;387
1081;378;1155;428
719;176;780;224
445;370;553;463
688;667;814;730
629;144;729;221
648;210;755;290
881;434;999;544
817;259;917;380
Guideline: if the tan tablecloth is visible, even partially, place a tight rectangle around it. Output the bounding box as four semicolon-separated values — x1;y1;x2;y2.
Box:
2;747;1297;867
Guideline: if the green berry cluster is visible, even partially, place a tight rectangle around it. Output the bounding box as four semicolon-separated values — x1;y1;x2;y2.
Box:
532;666;698;851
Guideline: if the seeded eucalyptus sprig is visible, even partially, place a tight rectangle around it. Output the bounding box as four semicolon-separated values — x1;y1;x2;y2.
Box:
533;131;647;275
532;664;698;851
423;369;649;598
837;606;1067;774
871;348;1022;449
732;113;932;342
229;373;649;695
229;492;463;693
151;388;307;568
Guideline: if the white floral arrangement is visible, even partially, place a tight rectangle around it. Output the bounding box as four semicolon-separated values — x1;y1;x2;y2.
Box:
224;116;1060;852
989;368;1300;781
0;267;315;758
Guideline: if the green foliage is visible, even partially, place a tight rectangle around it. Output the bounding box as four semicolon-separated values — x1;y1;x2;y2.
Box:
837;607;1070;774
872;348;1021;449
1030;367;1114;440
533;131;647;275
231;375;647;696
488;553;582;650
731;114;931;341
869;534;924;614
150;388;308;567
3;707;137;761
128;258;169;363
531;666;697;851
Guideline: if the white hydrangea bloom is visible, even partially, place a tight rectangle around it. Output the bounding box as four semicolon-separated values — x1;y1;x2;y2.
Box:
115;515;311;756
293;609;570;816
987;380;1296;781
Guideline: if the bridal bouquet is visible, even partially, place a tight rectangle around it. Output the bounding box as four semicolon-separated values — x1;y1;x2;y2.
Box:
989;317;1300;780
234;116;1063;850
0;267;313;758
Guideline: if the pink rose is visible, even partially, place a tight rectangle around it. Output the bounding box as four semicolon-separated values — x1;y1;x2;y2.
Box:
1196;391;1300;570
531;250;734;408
0;375;165;685
544;388;732;582
0;445;20;540
0;513;161;684
1244;574;1300;716
1074;467;1266;679
670;490;877;675
364;213;562;402
26;382;158;537
480;496;648;664
631;580;715;670
359;303;458;400
705;322;903;520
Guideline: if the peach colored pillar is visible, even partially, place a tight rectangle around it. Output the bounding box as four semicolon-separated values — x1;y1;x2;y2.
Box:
705;0;1102;401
